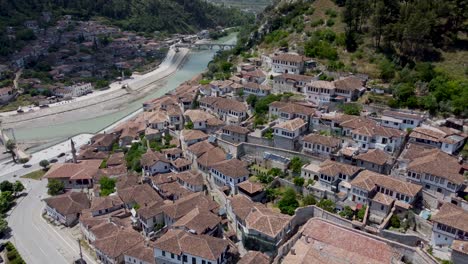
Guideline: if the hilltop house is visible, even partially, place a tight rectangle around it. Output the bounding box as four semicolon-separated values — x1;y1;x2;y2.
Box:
272;73;314;94
273;118;307;150
380;110;424;130
270;53;308;74
409;125;467;155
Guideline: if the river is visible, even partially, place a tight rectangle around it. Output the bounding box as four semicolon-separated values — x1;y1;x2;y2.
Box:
13;33;237;149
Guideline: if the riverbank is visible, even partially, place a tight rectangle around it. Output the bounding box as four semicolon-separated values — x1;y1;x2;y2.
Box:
0;47;190;128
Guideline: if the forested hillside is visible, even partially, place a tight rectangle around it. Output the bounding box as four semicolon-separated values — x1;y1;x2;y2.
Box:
0;0;253;33
245;0;468;117
209;0;274;12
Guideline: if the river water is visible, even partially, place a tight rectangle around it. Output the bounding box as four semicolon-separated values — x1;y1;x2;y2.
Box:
14;34;237;147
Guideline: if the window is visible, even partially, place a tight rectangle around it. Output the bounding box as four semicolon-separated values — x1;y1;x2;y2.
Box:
171;253;174;259
381;205;384;211
192;257;197;264
202;261;206;264
162;251;166;257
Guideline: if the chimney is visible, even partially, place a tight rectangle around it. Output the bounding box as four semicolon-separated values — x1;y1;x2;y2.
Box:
305;235;310;244
291;248;296;255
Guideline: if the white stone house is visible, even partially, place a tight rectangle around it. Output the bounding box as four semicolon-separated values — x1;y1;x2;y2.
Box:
380;110;424;130
272;73;314;94
273;118;307;150
140;150;171;176
409;126;467;155
351;124;406;153
302;134;341;156
431;203;468;247
270;53;307;74
210;159;250;192
64;82;93;97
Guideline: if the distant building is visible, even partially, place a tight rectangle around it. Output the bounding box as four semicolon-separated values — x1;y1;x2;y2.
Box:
380;110;424;130
273;118;307;150
270;53;308;74
409;125;467;155
64;82;93;97
272;73;314;94
221;125;250;143
305;76;365;105
302;133;341;157
0;87;16;104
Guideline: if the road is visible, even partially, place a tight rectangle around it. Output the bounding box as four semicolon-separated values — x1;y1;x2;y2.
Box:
0;135;97;264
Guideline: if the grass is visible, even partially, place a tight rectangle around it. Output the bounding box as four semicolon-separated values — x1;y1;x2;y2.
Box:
0;94;34;112
434;49;468;80
21;169;46;180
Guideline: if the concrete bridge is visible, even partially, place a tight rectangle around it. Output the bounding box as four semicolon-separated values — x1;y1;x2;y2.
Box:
175;42;236;50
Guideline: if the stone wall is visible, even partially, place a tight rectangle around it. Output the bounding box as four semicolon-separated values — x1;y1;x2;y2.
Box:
239;143;324;164
380;229;426;246
247;135;274;147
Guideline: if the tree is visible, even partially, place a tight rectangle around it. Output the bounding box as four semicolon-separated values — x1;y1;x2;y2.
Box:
278;188;299;215
317;199;335;212
340;103;362;116
357;205;367;221
390;214;401;228
13;181;24;196
289;157;303;174
0;181;14;192
293;177;305;187
246;94;257;107
6;140;16;163
39;160;50;170
339;206;354;220
302;195;316;206
47;179;65;195
268;168;282;177
0;217;7;234
0;191;13;213
185;121;194;129
99;177;116;196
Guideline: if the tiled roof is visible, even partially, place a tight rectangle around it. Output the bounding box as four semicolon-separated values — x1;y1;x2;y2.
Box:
278;103;315;116
94;228;143;258
184;109;216;122
118;184;163;207
181;129;209;142
107;152;125;167
333;76;364;91
275;73;314;83
124;241;156;264
371;192;395;206
44;160;102;180
272;53;307;63
90;195;123;212
382;110;424;121
162;193;219;221
199;97;247;113
238;251;270;264
177;171;204;186
273;118;306;131
452;240;468;255
171;158;192;168
339;117;375;130
211;159;249;179
355;149;393;166
432;203;468;233
350;170;421;197
243;82;271;91
303;134;341;148
407;149;464;184
410;126;466;144
197;147;226;168
154;229;229;261
90;133;118;148
282;218;400;264
77;147;108;160
44;192;90;216
158;181;193;199
318;160;361;177
172;207;221;235
237;181;264;195
187;140;216;157
352;123;405;138
308;80;335;89
90;222;120;240
140;150;170;167
223;125;250;135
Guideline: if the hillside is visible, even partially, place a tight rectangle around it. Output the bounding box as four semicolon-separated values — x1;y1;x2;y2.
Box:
0;0;253;34
209;0;274;13
245;0;468;117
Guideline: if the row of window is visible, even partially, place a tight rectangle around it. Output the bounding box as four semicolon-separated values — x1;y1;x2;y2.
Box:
273;60;300;66
304;142;331;152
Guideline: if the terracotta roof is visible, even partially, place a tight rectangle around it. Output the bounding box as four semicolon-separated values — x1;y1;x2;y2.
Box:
140;150;170;167
452;240;468;255
115;173;140;190
137;201;166;220
382;110;424;121
90;133;118;148
187;140;215;157
432;203;468;233
107;152;125;167
278;103;315;116
162;147;183;156
98;165;128;178
124;241;156;264
238;251;270;264
275;73;314;83
371;192;395;206
303;134;341;148
318;160;361;177
199;97;247;113
44;192;90;216
339;117;375;129
162;193;219;221
242;69;266;78
245;206;292;238
409;126;466;144
211;159;250;179
355;149;393;166
197;147;226;168
90;195;123;212
223;125;250;135
206;117;224;127
154;229;229;261
158;181;193;199
171;158;192;168
181;129;209;142
184;109;216;122
177;171;204;186
272;53;307;63
282;218;400;264
244;82;271;91
90;222;120;240
333;76;364;91
308;80;335;89
273;118;306;131
407;149;464;184
44;160;102;180
399;143;436;160
352;123;405;138
145;111;168;124
172;207;221;234
77;147;108;160
350;170;422;197
237;181;264;195
118;184;163;206
228;195;255;220
94;229;143;258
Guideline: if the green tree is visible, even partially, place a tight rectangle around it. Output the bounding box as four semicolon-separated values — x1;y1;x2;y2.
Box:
302;195;316;206
39;160;50;170
357;205;367;221
185;121;194;129
390;214;401;228
0;217;8;234
317;199;335;212
268;168;282;177
289;157;303;174
246;94;257;107
0;181;14;192
99;177;116;196
278;188;299;215
0;191;13;213
293;177;305;187
13;181;25;196
47;179;65;195
340;103;362;116
339;206;354;220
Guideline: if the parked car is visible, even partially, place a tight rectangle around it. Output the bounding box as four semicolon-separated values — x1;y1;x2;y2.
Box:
49;158;58;163
22;164;32;168
57;152;66;158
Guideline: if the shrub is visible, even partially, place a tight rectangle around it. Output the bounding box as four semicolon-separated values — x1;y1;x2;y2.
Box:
326;19;335;27
357;205;367;221
293;177;305;187
390;215;401;228
317;199;335;212
278;188;299;215
339;206;354;220
302;195;316;206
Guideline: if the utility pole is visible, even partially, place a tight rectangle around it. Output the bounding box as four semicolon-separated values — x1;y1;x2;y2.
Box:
74;239;86;264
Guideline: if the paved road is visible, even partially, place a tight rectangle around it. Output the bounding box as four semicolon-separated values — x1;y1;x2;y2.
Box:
0;136;97;264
